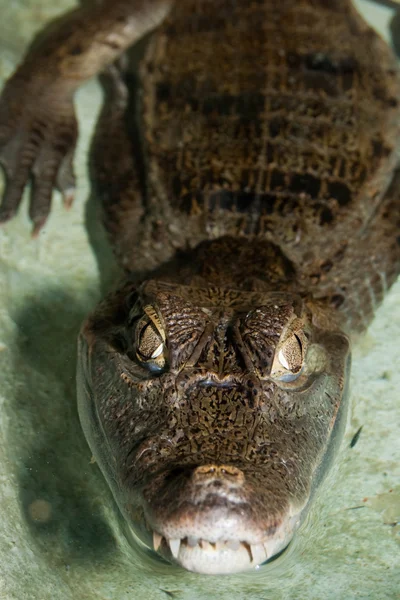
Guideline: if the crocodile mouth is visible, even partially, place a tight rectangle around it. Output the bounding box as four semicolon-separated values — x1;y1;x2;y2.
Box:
145;512;301;575
124;459;309;574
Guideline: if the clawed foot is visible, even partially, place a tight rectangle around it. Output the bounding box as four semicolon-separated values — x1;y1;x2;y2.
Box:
0;74;78;235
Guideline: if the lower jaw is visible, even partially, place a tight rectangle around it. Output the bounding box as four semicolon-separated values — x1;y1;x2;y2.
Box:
124;508;302;575
148;512;301;575
160;537;292;575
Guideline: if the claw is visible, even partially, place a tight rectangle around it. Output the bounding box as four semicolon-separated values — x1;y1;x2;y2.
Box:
63;187;75;210
31;217;47;238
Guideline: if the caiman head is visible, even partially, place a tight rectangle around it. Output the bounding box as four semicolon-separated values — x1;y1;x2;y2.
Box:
77;279;350;575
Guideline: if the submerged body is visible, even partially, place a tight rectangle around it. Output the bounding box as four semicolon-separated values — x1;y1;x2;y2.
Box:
0;0;400;575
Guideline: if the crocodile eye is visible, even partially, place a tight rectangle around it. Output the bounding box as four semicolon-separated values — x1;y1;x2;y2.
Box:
271;333;304;382
135;306;167;371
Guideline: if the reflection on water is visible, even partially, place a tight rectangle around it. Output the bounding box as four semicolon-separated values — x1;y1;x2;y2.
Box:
0;0;399;599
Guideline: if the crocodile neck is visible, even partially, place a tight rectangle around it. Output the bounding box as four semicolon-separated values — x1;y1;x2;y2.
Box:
132;236;297;291
129;236;346;335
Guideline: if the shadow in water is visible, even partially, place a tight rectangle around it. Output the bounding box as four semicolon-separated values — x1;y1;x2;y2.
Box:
8;287;117;566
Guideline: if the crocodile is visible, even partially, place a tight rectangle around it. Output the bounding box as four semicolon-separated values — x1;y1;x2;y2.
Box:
0;0;400;576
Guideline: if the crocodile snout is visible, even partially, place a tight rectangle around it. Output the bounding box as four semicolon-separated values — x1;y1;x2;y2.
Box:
138;461;301;574
192;464;245;488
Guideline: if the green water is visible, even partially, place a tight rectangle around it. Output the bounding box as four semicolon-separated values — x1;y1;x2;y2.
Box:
0;1;399;598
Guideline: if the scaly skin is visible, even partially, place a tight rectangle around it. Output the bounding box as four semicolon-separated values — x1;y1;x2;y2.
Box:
1;0;400;575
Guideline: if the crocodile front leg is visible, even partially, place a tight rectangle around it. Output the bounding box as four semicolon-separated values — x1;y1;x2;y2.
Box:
0;0;172;234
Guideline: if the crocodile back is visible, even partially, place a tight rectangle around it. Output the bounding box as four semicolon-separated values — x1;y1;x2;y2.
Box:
143;0;396;222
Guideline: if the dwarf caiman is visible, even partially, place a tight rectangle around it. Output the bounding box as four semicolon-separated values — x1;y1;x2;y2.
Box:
0;0;399;575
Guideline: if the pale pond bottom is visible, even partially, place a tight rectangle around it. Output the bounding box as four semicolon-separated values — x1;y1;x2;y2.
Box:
0;1;399;599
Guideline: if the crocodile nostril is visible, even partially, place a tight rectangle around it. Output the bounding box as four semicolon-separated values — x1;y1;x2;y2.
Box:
192;464;245;485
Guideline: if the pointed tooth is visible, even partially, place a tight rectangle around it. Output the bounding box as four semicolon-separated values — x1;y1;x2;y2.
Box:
199;540;212;551
215;541;225;551
187;536;198;548
250;543;268;565
168;538;181;559
153;531;162;552
226;539;240;551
